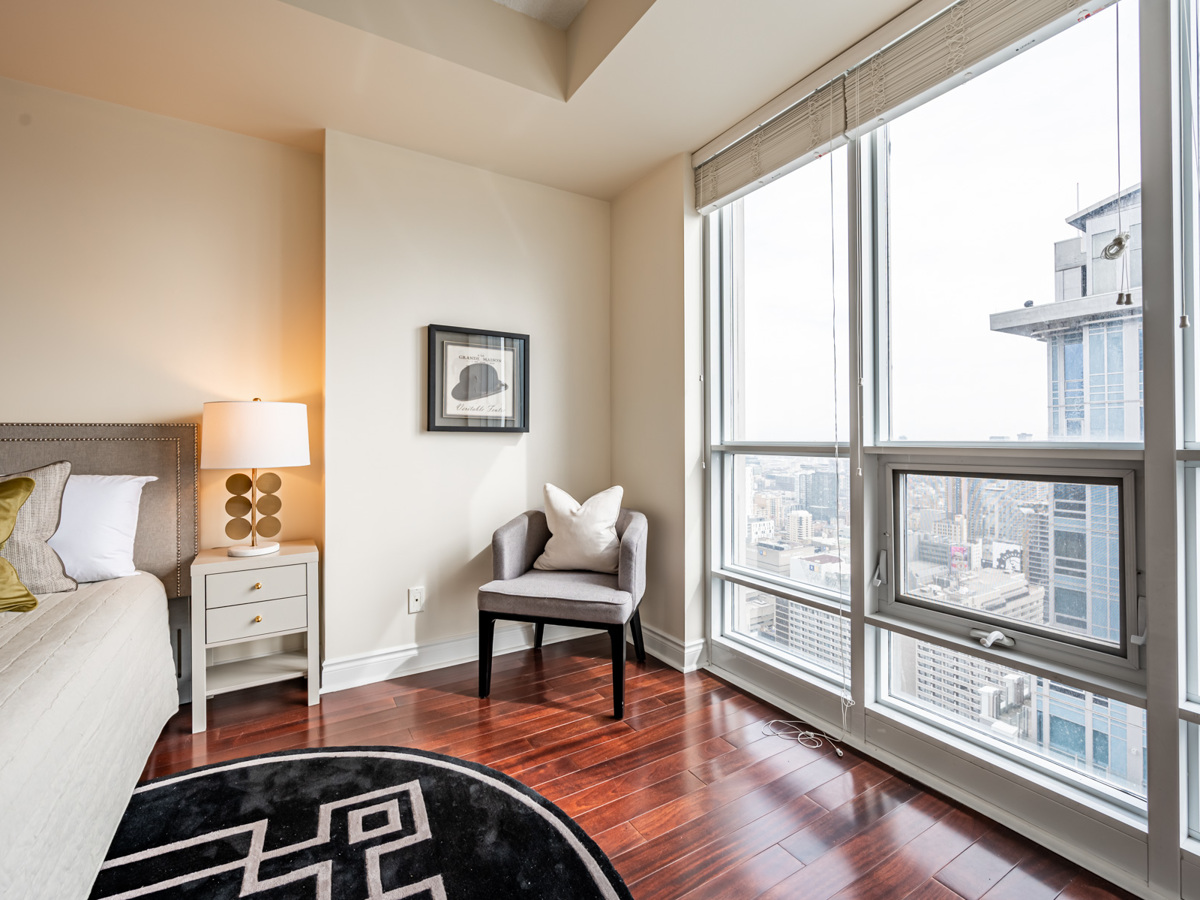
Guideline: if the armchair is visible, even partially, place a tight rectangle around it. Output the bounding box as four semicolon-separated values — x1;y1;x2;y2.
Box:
477;508;647;718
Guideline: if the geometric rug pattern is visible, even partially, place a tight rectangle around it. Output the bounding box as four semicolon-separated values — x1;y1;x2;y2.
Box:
90;746;635;899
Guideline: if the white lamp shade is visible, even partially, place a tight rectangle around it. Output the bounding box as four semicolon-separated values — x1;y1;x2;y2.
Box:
201;401;311;470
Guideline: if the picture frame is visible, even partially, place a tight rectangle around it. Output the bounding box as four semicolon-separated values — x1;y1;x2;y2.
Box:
427;324;529;433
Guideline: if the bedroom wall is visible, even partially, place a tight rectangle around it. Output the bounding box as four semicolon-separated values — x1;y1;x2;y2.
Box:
610;153;706;670
0;76;325;552
322;130;611;685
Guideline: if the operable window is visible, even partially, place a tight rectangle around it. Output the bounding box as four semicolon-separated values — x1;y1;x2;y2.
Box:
883;468;1138;674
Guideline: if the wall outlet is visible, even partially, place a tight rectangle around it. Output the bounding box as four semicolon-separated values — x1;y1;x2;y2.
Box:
408;586;426;614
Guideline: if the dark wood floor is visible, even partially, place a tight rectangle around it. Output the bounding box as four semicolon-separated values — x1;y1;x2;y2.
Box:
146;634;1136;900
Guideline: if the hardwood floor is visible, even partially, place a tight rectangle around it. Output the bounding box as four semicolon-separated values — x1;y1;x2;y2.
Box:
145;634;1137;900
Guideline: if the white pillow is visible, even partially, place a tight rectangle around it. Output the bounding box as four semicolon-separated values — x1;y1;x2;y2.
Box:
47;474;157;583
534;484;623;574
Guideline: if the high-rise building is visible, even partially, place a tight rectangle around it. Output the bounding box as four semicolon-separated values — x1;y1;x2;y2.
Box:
787;509;814;543
991;185;1143;442
806;470;840;523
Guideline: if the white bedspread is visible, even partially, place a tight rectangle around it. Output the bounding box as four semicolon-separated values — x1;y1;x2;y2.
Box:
0;574;178;900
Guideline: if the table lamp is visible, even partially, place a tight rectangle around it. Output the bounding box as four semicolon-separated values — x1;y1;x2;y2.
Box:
201;399;310;557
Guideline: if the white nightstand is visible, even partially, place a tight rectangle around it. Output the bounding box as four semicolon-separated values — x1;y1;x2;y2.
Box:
190;540;320;733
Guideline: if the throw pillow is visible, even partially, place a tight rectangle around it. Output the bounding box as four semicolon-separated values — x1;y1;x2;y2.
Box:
0;461;76;594
48;474;157;583
534;484;624;574
0;477;38;613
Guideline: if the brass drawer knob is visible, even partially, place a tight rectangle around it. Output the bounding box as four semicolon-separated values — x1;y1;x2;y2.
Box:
254;615;263;623
254;582;263;590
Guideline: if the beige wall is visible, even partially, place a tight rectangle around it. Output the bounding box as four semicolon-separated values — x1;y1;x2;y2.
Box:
610;153;705;661
0;77;325;551
323;130;611;664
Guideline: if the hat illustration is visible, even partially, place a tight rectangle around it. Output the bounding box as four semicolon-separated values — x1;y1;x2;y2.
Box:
451;362;508;401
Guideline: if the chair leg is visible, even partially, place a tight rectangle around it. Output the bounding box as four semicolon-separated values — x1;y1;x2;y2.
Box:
479;612;496;698
630;609;646;663
608;624;626;719
533;622;545;649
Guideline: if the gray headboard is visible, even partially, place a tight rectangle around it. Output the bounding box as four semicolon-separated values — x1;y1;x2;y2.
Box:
0;423;198;599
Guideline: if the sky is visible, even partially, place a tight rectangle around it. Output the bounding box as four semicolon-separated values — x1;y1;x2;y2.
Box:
738;1;1142;443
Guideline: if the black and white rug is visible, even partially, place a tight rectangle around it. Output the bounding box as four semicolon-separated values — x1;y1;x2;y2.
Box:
90;746;634;899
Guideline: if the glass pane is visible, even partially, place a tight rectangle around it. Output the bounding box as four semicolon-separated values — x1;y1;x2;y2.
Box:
730;583;850;681
1190;0;1200;447
886;1;1142;442
897;473;1123;649
729;454;851;596
887;634;1147;799
731;147;849;442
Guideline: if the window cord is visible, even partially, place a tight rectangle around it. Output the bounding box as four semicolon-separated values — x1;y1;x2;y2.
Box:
828;97;855;745
763;718;846;758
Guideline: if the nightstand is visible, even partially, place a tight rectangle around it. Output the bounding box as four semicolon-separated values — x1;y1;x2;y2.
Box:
190;540;319;733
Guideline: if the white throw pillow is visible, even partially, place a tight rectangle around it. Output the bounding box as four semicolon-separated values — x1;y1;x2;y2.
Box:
534;484;623;574
47;474;157;583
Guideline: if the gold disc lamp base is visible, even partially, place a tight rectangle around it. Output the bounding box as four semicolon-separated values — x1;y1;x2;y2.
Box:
224;469;283;557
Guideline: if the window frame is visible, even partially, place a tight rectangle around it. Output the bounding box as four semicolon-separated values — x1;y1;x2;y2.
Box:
706;164;857;699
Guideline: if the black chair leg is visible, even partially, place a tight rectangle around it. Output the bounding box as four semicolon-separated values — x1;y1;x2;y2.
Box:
533;622;545;649
479;612;495;698
629;609;646;663
608;623;626;719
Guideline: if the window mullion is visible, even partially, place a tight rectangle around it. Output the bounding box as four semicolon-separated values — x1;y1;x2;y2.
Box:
1140;0;1185;889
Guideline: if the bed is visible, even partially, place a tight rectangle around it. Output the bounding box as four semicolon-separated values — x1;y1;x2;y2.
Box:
0;423;197;900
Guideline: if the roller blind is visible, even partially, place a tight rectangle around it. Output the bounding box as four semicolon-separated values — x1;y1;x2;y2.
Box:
695;0;1101;212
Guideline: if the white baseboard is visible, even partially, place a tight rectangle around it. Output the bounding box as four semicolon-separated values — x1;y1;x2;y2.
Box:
321;623;596;694
641;623;707;673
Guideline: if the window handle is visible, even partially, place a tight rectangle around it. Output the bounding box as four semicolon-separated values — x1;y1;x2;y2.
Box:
1130;595;1147;647
971;628;1015;649
872;550;888;587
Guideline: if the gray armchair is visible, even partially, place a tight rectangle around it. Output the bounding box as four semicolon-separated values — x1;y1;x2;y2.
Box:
477;508;648;718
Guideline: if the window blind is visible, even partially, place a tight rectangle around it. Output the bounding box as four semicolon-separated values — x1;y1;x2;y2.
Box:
695;0;1103;213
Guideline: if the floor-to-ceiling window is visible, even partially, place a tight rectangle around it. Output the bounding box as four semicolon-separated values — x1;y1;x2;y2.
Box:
701;0;1197;894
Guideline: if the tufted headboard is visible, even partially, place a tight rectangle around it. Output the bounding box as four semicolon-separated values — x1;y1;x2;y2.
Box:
0;423;198;599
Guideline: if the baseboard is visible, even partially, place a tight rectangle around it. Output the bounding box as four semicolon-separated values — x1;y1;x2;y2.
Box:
320;623;596;694
641;623;707;673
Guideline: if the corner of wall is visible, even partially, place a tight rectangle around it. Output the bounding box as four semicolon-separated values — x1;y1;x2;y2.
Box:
610;153;706;664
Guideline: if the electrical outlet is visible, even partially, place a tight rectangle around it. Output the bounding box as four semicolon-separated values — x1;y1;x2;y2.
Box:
408;586;426;614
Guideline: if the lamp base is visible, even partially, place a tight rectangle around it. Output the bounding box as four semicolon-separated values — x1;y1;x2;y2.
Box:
227;541;281;558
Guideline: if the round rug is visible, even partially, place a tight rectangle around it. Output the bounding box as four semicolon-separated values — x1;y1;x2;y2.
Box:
90;746;634;899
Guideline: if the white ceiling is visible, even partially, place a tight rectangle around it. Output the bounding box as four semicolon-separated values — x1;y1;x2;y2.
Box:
491;0;589;30
0;0;920;200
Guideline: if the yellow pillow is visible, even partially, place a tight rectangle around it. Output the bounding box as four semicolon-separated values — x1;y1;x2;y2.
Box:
0;477;38;613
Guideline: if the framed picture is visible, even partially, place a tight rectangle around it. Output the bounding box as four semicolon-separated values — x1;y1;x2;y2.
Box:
427;324;529;432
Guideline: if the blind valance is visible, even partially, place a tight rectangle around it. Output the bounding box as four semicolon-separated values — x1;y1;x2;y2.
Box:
695;0;1101;213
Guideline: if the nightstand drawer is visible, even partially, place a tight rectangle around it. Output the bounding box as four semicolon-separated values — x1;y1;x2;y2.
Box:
205;564;308;609
206;595;307;643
